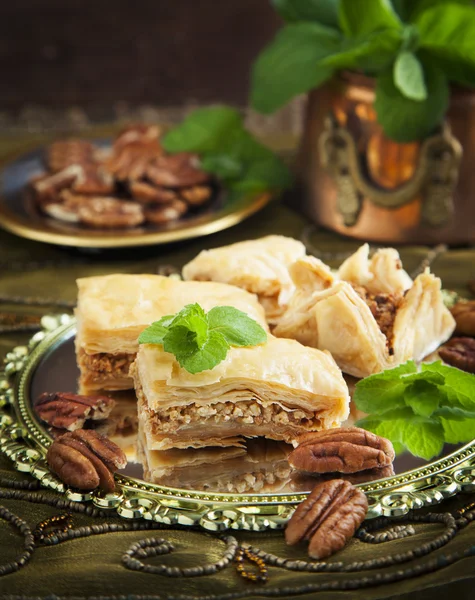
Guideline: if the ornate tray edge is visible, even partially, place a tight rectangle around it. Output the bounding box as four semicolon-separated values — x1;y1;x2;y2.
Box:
1;315;474;532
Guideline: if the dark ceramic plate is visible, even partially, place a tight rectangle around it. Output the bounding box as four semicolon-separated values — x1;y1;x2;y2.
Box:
0;143;272;249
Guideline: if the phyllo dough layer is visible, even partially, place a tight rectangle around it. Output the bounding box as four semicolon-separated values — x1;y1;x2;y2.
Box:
133;335;350;450
137;427;292;494
75;274;268;391
274;246;455;378
182;235;306;324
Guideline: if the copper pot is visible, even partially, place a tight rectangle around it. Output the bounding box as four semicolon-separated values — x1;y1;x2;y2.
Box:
297;73;475;245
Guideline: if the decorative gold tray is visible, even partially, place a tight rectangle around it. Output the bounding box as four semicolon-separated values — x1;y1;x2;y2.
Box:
1;315;474;531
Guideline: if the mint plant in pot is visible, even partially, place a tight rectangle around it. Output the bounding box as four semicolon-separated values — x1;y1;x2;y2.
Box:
250;0;475;244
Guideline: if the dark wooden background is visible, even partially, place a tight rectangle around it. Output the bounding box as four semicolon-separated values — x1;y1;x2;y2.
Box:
0;0;280;112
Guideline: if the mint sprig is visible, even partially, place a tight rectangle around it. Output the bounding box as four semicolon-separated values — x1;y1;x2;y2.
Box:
161;107;292;195
138;303;267;374
355;360;475;460
251;0;475;142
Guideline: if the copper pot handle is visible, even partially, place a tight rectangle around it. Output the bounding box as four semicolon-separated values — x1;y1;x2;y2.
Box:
319;116;463;227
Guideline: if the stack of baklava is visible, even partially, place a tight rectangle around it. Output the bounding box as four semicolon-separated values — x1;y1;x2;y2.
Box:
75;235;455;491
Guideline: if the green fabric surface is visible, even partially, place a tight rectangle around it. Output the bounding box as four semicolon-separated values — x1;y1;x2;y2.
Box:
0;134;474;599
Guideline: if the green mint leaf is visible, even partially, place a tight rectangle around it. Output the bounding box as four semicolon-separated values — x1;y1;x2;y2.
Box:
200;155;243;180
394;51;427;101
179;330;230;375
272;0;339;29
250;23;338;114
321;29;401;74
401;418;444;460
374;62;449;142
353;361;417;414
402;371;445;386
416;4;475;87
163;326;200;364
434;406;475;421
162;107;241;154
391;0;413;21
404;381;440;417
162;107;292;193
339;0;401;39
409;0;473;22
207;306;267;347
421;362;475;409
139;302;268;374
440;417;475;444
138;315;175;345
169;303;208;349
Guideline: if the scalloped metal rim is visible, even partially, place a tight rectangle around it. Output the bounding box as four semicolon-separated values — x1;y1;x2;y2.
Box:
1;315;474;531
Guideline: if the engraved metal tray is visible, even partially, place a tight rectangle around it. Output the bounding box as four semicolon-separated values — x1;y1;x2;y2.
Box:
1;315;474;531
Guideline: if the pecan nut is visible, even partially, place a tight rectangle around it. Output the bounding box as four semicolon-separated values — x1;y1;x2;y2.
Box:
291;465;395;493
289;427;395;474
47;139;95;173
76;196;145;228
129;181;178;204
181;185;212;206
451;300;475;337
145;199;188;224
35;392;115;431
46;429;127;492
439;336;475;373
285;479;368;559
147;153;210;187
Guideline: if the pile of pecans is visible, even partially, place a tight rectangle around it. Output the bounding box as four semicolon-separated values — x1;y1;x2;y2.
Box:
29;124;213;229
286;427;396;559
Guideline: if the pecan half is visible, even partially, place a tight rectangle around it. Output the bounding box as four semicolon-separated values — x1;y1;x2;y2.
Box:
104;125;162;181
451;300;475;337
47;140;95;173
145;199;188;224
35;392;115;431
31;165;84;204
76;196;145;228
129;181;178;204
147;153;210;187
181;185;212;206
286;479;367;559
46;429;127;492
439;337;475;373
289;427;395;474
72;166;115;196
291;465;395;493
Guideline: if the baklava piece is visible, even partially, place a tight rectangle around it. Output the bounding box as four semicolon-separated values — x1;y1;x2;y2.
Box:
274;245;455;378
182;235;307;325
75;274;268;391
132;335;350;451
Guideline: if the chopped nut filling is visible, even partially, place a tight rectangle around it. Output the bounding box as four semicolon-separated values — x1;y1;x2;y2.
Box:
78;349;135;382
352;285;403;353
148;400;317;435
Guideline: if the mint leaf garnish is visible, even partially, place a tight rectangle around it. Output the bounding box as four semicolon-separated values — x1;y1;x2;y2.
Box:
207;306;268;347
355;360;475;460
168;303;209;349
440;418;475;444
179;331;230;375
404;381;440;418
401;418;444;461
353;361;417;414
139;303;267;374
138;315;174;345
162;107;292;195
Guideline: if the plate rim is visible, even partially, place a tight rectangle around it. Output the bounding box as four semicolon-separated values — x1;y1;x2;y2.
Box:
1;315;474;530
0;140;273;248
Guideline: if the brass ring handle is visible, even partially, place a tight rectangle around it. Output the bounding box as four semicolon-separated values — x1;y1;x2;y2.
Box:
319;115;463;227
